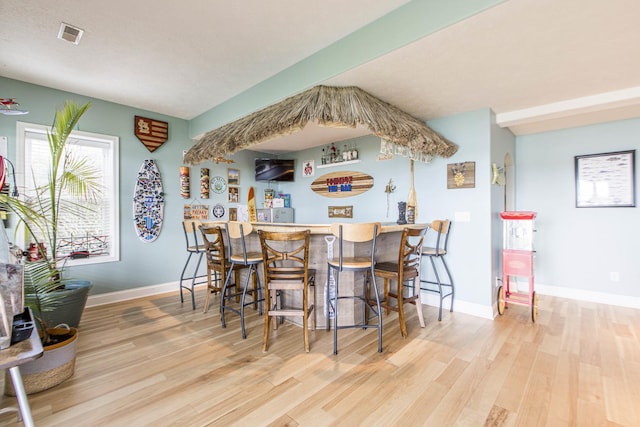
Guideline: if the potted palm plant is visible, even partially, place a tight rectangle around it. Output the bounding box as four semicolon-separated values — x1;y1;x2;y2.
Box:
2;100;100;394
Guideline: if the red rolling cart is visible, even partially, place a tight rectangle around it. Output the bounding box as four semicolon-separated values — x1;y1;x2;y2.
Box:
497;211;538;322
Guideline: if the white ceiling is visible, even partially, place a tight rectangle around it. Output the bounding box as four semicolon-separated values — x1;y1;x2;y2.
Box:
2;0;640;148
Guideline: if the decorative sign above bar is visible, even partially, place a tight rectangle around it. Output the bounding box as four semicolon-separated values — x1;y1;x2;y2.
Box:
328;205;353;218
135;116;168;152
311;170;373;198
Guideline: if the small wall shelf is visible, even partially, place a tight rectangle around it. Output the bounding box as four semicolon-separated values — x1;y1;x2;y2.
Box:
317;159;361;169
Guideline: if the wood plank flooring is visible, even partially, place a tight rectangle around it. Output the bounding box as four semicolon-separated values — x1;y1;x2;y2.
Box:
0;291;638;426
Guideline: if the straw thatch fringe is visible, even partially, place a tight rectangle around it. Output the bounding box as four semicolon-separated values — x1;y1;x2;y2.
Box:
184;85;457;164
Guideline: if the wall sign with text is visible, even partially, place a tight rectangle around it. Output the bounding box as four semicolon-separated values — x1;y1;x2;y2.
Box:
311;171;373;198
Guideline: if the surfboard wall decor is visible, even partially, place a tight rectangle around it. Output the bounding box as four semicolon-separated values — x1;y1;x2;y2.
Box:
310;170;373;198
133;159;164;242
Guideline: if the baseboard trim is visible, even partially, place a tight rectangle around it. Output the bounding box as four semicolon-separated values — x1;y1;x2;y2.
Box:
87;282;639;316
420;292;494;320
86;282;185;307
535;282;640;309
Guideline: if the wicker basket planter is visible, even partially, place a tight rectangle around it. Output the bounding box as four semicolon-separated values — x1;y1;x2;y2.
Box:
4;327;78;396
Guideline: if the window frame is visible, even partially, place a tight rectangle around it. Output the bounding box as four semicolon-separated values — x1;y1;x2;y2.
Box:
15;121;120;266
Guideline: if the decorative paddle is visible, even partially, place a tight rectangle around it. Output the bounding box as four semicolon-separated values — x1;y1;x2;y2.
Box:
408;160;417;220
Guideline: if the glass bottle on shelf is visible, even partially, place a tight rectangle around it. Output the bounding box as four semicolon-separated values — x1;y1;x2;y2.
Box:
330;143;337;163
351;144;358;160
343;144;350;161
321;147;326;164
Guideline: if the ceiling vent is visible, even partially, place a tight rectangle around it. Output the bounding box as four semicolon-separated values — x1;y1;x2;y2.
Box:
58;22;84;45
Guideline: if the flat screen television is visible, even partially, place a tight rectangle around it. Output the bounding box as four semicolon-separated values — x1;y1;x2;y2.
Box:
255;158;295;182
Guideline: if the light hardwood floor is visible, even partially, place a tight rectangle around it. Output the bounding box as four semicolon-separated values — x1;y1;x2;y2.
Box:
0;291;639;426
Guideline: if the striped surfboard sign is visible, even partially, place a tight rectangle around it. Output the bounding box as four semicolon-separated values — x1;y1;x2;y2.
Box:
311;170;374;198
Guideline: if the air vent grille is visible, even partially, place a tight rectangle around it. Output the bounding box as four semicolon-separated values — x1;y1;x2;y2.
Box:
58;23;84;45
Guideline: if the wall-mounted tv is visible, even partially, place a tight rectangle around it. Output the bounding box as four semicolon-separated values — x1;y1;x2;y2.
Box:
255;158;295;182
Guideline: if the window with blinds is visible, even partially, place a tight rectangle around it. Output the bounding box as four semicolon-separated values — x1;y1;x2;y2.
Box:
17;122;120;265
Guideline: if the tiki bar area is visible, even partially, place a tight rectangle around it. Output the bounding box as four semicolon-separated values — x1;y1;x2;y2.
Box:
5;2;640;424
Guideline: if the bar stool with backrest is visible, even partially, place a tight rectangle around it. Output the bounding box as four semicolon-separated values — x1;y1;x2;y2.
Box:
327;222;382;354
199;224;240;314
258;229;315;352
220;221;264;339
420;220;454;321
372;226;428;337
179;219;207;309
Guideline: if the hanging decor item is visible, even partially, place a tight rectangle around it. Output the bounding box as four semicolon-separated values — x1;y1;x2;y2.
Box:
134;116;168;152
179;166;190;198
183;204;208;220
311;171;373;198
200;168;210;198
407;160;417;223
384;179;396;218
212;203;225;219
210;175;226;194
447;161;476;189
133;159;164;242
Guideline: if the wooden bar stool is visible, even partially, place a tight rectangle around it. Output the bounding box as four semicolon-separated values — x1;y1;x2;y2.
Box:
373;226;427;337
179;219;207;309
420;220;454;321
220;221;264;339
258;229;315;352
199;225;240;313
327;222;382;354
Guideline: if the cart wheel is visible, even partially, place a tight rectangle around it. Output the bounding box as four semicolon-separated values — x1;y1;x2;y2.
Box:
531;291;538;322
497;286;505;315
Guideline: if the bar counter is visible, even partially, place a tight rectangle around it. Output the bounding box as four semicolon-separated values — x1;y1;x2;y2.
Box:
205;221;428;329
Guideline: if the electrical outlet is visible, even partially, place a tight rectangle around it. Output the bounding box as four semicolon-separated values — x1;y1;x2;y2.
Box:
609;272;620;282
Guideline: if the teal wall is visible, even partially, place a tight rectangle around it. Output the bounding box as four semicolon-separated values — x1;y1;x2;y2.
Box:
517;119;640;298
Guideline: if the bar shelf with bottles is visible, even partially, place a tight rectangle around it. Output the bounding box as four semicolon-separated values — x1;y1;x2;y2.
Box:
317;142;361;169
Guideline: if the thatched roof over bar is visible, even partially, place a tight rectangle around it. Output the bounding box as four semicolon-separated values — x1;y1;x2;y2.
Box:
184;85;457;164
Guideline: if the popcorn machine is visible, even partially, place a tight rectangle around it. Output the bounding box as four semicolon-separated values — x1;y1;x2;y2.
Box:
497;211;538;322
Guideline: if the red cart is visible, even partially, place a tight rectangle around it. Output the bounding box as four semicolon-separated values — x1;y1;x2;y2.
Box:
497;211;538;322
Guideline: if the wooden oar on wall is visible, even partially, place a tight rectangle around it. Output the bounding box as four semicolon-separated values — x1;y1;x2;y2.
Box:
408;160;417;218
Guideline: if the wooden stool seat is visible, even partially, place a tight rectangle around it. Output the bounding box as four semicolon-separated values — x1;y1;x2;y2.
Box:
258;229;315;352
372;227;427;338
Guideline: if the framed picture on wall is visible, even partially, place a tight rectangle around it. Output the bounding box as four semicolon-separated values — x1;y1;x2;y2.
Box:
227;168;240;185
228;186;239;203
575;150;635;207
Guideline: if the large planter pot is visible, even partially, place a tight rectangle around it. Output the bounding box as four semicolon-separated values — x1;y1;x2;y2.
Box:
4;327;78;395
29;280;92;329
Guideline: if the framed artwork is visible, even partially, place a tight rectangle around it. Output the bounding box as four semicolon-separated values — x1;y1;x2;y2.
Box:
447;161;475;189
227;168;240;185
302;160;314;177
228;186;239;203
575;150;635;207
228;207;237;221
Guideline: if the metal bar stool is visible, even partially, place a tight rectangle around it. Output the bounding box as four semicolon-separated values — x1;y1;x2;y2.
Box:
419;220;454;321
372;226;427;337
258;229;315;352
179;219;207;309
326;222;382;354
220;221;264;339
